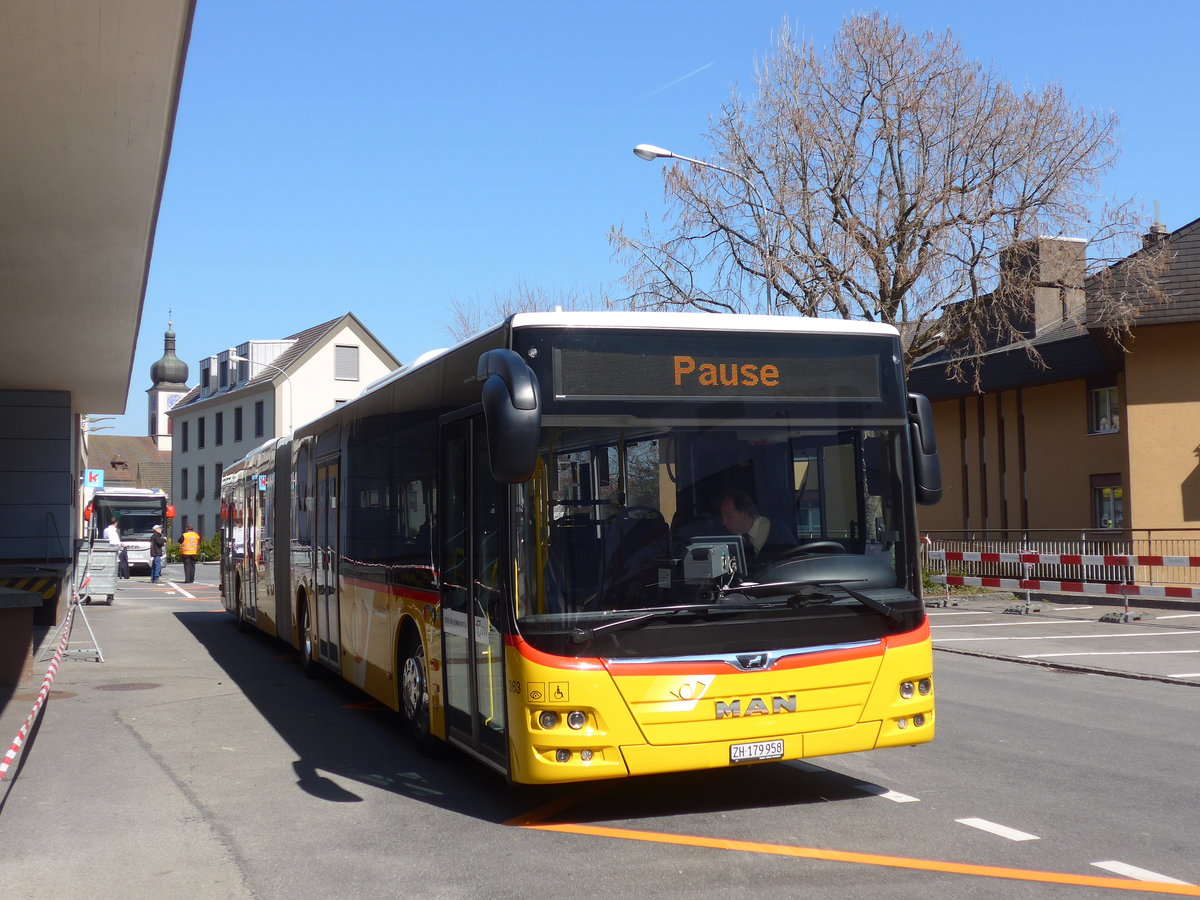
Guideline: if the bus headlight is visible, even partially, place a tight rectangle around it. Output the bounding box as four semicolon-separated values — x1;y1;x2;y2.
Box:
918;678;932;695
538;711;560;730
900;681;915;699
566;710;587;730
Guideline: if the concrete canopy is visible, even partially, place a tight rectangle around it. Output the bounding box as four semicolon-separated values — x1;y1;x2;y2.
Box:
0;0;195;414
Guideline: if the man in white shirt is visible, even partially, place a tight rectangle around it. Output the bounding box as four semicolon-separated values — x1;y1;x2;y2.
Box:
103;517;122;547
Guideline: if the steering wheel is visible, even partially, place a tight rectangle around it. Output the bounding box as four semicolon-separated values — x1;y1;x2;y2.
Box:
776;540;845;560
618;506;664;521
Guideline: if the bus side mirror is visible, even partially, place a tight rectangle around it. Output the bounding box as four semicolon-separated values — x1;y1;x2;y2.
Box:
477;349;541;483
166;505;176;520
83;503;93;522
907;392;942;506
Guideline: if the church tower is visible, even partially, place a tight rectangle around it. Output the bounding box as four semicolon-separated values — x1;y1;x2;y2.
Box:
147;321;190;451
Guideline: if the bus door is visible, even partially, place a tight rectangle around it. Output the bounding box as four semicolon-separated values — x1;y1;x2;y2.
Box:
314;456;341;666
440;414;506;767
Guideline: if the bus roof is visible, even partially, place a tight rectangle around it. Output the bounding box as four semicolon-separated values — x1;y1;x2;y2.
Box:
508;311;900;338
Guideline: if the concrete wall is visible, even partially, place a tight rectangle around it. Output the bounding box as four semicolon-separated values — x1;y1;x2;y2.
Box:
0;390;74;561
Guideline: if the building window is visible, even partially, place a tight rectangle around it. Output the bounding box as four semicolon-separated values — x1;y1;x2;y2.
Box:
216;462;223;484
201;360;211;396
1091;474;1124;530
198;416;206;449
219;360;229;389
1089;385;1119;434
181;468;189;500
198;515;205;539
216;411;224;446
197;465;206;500
181;420;189;453
335;344;360;381
234;406;243;442
254;400;265;438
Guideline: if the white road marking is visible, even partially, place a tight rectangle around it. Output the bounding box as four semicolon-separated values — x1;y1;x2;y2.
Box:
1170;672;1200;678
167;581;195;599
936;630;1200;643
955;818;1039;841
1156;613;1200;620
1049;606;1094;611
854;783;920;803
1021;649;1200;659
1090;860;1192;885
924;610;990;617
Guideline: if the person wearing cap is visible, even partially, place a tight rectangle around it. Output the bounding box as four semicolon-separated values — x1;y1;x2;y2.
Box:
150;523;167;584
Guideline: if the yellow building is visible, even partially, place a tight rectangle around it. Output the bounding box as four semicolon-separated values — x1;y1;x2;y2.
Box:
909;221;1200;546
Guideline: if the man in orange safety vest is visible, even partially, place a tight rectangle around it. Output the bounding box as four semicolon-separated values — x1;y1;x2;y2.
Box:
180;523;200;584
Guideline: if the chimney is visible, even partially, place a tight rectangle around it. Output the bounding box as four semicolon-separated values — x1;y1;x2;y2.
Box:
1142;222;1168;250
999;236;1087;334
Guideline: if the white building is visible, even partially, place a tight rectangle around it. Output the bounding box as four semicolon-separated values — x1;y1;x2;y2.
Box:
166;313;400;540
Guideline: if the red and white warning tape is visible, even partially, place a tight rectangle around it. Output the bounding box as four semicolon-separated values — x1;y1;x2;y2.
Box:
929;550;1200;568
931;574;1200;601
0;601;76;782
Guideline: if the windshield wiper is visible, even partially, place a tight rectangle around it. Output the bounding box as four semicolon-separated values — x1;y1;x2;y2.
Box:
568;603;762;644
733;578;905;622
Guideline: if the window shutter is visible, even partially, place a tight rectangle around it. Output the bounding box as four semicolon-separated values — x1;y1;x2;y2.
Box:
335;345;360;381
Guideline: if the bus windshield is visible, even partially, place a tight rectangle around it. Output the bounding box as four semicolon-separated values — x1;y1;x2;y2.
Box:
515;420;921;658
93;497;166;540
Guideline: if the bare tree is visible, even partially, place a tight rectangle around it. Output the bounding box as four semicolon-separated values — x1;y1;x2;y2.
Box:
611;13;1168;375
445;280;613;342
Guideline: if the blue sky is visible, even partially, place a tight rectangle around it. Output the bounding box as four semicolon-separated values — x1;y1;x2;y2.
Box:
114;0;1200;433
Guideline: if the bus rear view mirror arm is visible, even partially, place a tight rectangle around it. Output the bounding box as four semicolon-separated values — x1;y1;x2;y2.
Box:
477;349;542;483
907;392;942;506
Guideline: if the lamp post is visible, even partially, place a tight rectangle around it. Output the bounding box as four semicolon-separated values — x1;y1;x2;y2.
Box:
633;143;775;316
230;355;293;435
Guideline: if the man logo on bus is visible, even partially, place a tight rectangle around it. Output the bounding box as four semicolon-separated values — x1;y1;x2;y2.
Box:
715;695;798;719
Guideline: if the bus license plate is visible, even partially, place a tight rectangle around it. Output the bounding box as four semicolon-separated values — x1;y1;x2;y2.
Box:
729;739;784;764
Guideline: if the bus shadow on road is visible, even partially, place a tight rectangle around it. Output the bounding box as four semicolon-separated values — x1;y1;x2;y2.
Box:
175;608;873;828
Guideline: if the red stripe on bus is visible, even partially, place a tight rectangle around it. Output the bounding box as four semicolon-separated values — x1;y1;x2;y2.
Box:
340;574;438;605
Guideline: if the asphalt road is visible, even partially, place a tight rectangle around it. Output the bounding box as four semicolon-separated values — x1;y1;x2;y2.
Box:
2;569;1198;899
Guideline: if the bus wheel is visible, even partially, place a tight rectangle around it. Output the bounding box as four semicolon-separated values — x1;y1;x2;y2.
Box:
233;580;248;632
298;598;319;679
400;632;441;756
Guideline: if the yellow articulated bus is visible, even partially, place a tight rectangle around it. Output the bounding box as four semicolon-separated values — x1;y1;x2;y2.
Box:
220;311;941;784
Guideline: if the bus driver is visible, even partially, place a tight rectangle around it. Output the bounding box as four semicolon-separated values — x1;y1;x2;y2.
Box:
719;489;797;561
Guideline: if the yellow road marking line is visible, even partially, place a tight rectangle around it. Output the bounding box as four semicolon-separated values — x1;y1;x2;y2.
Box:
515;820;1200;895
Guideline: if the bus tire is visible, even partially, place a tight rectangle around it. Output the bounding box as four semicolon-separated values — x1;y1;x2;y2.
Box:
399;630;442;756
298;595;320;679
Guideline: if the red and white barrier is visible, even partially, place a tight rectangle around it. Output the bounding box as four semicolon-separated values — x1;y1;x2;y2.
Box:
0;602;76;782
933;574;1200;601
931;550;1200;568
927;549;1200;601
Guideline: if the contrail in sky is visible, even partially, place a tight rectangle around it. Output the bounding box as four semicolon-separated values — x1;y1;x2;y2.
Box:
637;62;715;101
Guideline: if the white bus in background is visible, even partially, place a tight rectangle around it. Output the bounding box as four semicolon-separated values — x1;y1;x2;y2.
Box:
86;487;174;571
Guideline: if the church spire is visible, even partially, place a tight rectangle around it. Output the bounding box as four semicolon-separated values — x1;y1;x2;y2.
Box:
150;319;188;389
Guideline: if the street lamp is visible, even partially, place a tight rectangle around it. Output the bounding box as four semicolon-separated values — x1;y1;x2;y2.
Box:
633;143;775;315
229;355;293;435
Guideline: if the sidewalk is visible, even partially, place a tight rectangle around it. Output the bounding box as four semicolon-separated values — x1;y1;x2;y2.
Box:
0;562;252;899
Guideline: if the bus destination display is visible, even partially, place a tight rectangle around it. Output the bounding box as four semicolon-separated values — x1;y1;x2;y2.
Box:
555;347;882;401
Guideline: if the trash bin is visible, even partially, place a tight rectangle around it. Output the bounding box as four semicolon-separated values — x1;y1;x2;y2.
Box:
75;543;118;605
